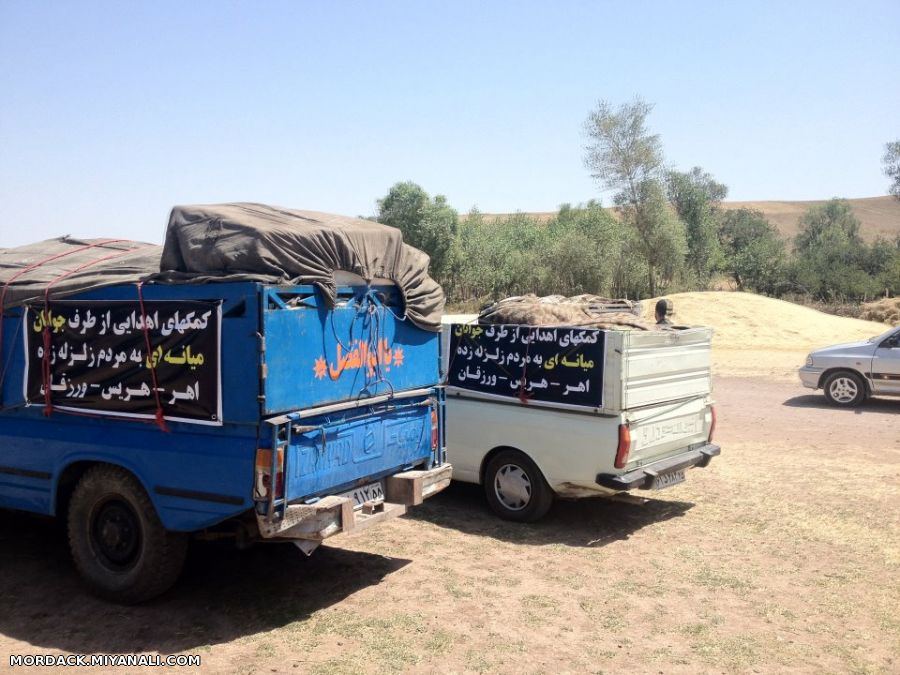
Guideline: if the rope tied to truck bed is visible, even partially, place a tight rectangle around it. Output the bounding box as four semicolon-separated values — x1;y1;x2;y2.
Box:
39;243;158;417
135;281;169;432
0;239;127;409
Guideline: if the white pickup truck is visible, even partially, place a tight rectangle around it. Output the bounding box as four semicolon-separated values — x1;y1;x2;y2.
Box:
441;317;720;521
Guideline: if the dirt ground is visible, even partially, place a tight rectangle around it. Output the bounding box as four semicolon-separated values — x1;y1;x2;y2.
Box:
1;375;897;674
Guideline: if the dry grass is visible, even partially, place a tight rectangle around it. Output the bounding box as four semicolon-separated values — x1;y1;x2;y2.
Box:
861;297;900;326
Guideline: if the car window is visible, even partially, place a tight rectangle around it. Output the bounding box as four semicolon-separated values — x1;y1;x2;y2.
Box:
870;327;899;343
878;327;900;348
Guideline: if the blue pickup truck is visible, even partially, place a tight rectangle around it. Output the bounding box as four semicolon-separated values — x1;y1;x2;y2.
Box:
0;206;450;603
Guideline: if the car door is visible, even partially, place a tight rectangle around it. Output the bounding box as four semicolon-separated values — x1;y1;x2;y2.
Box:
871;328;900;395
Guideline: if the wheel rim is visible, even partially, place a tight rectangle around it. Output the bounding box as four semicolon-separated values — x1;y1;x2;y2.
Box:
494;463;532;511
829;377;858;403
90;499;141;571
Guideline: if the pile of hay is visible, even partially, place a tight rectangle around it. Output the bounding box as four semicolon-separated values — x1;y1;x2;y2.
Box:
861;298;900;326
477;294;654;330
642;291;891;380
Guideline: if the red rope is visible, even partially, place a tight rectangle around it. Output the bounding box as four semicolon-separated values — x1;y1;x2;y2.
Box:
135;281;169;432
516;327;534;405
38;243;156;417
0;239;126;399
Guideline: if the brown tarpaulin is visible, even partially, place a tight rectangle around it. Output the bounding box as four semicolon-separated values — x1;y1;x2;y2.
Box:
0;203;446;332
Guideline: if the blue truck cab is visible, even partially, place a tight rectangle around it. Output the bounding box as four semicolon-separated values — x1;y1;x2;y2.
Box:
0;277;449;602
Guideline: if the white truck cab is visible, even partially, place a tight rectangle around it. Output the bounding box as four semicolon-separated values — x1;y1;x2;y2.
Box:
441;316;719;521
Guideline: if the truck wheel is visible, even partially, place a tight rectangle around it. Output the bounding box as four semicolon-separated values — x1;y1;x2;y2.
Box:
483;450;553;522
823;371;866;407
67;465;188;604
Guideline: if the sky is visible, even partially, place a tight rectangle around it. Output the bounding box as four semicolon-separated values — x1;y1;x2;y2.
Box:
1;0;898;247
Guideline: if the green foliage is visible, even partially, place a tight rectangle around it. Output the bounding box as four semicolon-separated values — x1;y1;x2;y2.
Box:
868;237;900;296
791;199;885;301
616;178;687;295
583;98;689;295
376;182;458;279
718;208;786;294
539;202;626;296
583;98;663;201
666;167;728;285
444;204;629;305
884;140;900;200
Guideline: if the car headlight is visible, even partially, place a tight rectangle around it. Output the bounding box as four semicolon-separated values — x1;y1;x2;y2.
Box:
805;354;814;367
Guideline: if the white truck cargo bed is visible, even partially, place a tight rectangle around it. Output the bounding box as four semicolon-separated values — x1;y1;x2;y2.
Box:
441;316;720;521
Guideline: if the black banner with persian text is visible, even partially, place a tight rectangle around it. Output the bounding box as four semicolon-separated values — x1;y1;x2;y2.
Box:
448;323;605;408
24;300;221;424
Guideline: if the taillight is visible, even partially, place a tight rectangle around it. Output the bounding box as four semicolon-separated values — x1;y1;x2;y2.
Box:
708;406;717;443
254;447;284;501
615;424;631;469
431;406;439;451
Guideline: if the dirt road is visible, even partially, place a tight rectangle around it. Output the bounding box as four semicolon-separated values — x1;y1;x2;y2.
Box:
1;377;897;674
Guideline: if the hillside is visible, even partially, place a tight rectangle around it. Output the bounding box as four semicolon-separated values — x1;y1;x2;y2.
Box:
720;196;900;242
481;196;900;243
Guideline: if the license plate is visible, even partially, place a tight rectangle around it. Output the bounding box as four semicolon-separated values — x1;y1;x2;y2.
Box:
337;481;385;509
651;469;685;490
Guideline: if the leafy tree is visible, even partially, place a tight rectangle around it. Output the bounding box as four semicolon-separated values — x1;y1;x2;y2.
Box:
376;182;458;279
583;98;663;199
884;140;900;200
539;202;625;296
867;236;900;296
794;198;862;253
792;199;878;301
666;167;728;285
583;98;677;294
616;178;687;295
718;208;786;293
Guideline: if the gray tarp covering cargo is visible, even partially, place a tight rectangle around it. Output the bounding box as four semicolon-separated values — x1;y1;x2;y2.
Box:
0;203;445;331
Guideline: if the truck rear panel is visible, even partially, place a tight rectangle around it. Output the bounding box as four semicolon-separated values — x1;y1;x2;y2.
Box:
603;328;713;411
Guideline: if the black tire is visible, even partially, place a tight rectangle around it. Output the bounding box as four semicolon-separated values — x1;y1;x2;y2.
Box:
823;371;867;407
483;449;553;522
67;465;188;604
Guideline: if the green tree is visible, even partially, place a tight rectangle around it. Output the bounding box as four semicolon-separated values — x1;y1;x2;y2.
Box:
718;208;786;293
866;236;900;296
539;202;626;296
583;98;679;295
616;179;687;295
792;199;878;301
666;167;728;285
884;140;900;200
376;182;458;279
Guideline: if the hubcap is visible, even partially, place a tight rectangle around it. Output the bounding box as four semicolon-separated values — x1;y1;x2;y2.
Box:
494;464;532;511
91;499;141;570
829;377;858;403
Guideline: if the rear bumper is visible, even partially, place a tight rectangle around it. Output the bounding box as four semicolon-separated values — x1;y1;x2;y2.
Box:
256;463;452;541
595;444;720;491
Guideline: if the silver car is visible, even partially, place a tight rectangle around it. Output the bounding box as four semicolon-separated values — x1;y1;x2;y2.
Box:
799;326;900;406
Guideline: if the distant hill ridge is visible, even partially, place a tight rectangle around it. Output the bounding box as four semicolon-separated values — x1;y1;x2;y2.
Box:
480;196;900;243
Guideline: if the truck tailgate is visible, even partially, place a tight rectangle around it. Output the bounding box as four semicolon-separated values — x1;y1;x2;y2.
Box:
605;328;713;411
284;397;436;503
625;395;713;468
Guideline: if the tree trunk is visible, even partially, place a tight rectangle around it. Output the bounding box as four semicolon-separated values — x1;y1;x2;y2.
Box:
648;266;657;297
